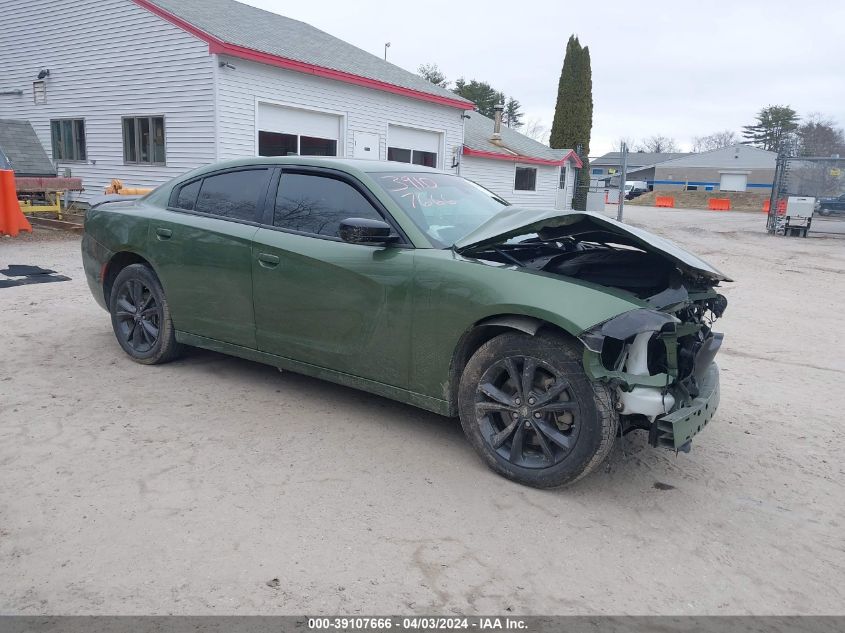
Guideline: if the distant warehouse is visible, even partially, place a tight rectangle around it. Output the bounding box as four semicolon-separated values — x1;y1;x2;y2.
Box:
625;144;776;193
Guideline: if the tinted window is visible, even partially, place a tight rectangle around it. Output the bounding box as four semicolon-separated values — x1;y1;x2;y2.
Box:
173;180;201;210
514;166;537;191
412;150;437;167
195;169;268;221
273;173;383;237
300;136;337;156
387;147;411;163
259;131;297;157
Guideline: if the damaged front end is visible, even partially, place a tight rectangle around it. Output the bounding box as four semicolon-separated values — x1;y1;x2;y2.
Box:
455;209;731;451
579;294;726;451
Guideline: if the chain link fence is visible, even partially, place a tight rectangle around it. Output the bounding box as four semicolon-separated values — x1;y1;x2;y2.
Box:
767;155;845;235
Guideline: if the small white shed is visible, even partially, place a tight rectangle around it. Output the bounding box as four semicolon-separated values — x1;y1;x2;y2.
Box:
459;112;581;210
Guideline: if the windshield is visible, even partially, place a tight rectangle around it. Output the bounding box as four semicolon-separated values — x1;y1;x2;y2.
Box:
373;172;509;247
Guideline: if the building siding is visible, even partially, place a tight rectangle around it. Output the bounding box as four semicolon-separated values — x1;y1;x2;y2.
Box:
649;167;775;191
460;157;563;209
214;55;465;170
0;0;216;202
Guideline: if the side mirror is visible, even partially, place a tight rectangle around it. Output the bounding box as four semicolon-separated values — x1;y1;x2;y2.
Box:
339;218;398;245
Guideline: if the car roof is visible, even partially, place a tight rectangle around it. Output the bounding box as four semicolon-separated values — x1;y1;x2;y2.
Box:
190;156;452;178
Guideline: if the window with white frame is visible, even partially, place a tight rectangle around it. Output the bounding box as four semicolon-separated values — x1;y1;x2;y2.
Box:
50;119;86;161
33;81;47;104
387;125;440;168
514;166;537;191
387;146;437;167
258;131;337;157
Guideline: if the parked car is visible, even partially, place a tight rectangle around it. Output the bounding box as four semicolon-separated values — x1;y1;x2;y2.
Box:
82;158;730;488
624;180;649;200
815;193;845;216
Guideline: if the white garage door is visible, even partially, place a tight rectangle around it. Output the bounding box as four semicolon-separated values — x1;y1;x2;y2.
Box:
387;125;440;168
720;173;747;192
257;103;341;156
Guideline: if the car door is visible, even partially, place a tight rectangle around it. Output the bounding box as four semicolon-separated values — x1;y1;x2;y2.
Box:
149;167;272;348
251;168;415;388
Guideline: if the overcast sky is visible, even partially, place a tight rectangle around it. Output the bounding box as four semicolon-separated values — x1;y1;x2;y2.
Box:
240;0;844;156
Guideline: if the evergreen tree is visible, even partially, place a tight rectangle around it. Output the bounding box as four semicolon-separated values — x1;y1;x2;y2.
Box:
453;79;501;118
550;35;593;210
503;97;523;129
742;105;799;153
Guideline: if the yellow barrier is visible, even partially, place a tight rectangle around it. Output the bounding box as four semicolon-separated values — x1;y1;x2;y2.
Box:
19;191;63;219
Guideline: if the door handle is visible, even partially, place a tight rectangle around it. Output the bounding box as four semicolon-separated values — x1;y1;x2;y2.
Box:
257;253;280;268
155;227;172;240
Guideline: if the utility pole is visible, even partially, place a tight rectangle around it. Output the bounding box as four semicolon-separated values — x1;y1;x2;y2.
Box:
616;141;628;222
384;42;391;61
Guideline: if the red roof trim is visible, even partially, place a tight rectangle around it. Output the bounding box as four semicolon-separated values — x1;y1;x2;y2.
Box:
132;0;472;110
463;147;583;168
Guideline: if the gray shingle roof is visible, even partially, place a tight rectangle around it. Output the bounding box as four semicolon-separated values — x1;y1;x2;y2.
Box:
463;112;574;162
0;119;55;176
592;151;690;167
147;0;472;106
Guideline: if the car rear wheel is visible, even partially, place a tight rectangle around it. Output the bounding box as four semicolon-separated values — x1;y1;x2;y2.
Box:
458;332;618;488
109;263;181;365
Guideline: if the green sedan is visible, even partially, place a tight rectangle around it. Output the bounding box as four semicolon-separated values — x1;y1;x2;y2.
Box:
82;157;729;488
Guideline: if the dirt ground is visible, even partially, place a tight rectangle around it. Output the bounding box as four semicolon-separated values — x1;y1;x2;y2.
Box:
1;207;843;616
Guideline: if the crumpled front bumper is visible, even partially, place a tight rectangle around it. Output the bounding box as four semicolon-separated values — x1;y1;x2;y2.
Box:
651;363;720;450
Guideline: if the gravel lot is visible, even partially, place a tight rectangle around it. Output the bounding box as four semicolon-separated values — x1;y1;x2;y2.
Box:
1;207;843;615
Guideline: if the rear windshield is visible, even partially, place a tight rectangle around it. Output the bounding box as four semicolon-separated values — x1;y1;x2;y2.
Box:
373;172;509;247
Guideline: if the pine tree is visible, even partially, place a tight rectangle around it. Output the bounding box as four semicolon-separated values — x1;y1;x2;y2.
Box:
503;97;523;129
550;35;593;210
742;105;799;153
453;79;501;118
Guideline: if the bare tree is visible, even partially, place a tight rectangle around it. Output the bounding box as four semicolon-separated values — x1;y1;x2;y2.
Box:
614;136;635;151
798;113;845;157
692;130;738;152
634;135;679;153
521;117;550;144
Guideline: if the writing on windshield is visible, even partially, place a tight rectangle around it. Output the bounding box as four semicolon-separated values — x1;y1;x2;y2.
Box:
374;172;508;247
378;175;459;209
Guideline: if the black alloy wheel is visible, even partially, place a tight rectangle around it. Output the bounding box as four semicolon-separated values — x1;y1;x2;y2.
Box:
475;355;582;468
458;332;618;488
108;263;181;365
114;278;161;354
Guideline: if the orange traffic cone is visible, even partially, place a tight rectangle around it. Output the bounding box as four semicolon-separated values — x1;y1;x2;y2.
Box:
0;169;32;237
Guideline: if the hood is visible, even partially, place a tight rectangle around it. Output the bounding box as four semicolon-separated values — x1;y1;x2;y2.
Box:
453;208;731;282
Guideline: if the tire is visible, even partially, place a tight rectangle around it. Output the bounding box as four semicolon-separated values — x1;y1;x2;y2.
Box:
108;263;182;365
819;208;830;216
458;332;618;488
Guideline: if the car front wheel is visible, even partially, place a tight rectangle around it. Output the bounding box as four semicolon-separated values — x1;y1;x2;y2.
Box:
109;263;181;365
458;332;618;488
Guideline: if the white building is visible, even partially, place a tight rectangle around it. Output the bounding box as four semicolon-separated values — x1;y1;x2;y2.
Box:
0;0;474;202
0;0;578;209
460;111;580;209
